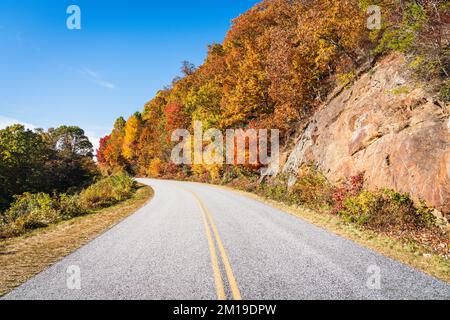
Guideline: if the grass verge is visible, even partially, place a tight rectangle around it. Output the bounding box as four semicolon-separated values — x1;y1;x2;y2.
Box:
217;185;450;283
0;184;153;296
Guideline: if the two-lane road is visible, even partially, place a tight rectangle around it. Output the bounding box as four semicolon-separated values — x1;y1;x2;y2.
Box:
3;179;450;300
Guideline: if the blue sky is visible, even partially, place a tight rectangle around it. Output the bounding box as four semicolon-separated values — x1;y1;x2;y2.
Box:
0;0;259;150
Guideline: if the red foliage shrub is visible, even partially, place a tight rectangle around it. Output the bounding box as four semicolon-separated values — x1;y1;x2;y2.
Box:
331;172;365;214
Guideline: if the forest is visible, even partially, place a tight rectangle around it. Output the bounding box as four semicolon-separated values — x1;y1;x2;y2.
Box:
96;0;449;181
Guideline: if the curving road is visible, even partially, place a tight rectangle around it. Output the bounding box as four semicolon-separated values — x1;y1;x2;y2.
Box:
3;179;450;300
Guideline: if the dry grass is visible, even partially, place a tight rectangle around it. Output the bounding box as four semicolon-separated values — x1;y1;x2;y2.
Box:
216;185;450;283
0;185;153;296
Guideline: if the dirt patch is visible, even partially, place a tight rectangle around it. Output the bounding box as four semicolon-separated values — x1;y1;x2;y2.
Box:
0;185;153;296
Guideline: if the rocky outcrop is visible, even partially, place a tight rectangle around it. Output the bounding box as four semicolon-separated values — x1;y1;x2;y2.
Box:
282;54;449;214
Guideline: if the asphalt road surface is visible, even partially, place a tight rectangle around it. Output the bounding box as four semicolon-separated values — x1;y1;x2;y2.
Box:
4;179;450;300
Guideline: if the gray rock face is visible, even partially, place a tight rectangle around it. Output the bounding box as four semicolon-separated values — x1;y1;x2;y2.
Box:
282;54;449;214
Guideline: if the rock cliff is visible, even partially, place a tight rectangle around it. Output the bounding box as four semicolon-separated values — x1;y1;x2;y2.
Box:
282;54;449;214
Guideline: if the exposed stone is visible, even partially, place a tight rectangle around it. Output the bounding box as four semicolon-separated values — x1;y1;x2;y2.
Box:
282;54;450;213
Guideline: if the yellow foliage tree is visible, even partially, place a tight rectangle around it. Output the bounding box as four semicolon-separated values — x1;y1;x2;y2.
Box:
148;158;164;178
122;113;142;162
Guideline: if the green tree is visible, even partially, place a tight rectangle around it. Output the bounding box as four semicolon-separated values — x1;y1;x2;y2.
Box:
0;125;98;211
0;125;49;209
45;126;94;158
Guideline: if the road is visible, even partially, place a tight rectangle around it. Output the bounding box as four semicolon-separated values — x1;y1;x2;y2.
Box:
3;179;450;300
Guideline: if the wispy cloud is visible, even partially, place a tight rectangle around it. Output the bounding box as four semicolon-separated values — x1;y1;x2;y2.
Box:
0;115;36;130
78;67;116;90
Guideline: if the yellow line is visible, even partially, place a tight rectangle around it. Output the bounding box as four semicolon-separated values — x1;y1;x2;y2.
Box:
173;183;242;300
185;188;242;301
203;206;242;300
172;184;226;300
198;199;226;300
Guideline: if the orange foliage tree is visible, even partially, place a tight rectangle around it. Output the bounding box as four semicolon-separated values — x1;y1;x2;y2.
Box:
99;0;442;180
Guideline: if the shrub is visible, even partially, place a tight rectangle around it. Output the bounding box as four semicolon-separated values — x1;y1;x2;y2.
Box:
415;200;438;229
57;193;88;220
1;193;60;236
226;168;259;192
260;183;289;203
338;188;437;231
338;190;380;225
79;174;136;209
206;165;222;183
221;166;240;185
332;173;365;214
164;162;181;179
0;174;138;238
439;79;450;103
290;166;333;210
191;164;209;182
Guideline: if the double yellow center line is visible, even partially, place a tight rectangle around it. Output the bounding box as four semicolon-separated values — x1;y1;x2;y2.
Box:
179;186;242;300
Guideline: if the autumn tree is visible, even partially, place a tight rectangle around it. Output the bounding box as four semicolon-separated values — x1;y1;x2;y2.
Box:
181;61;197;76
103;117;127;172
97;135;111;166
122;112;143;167
98;0;443;179
164;102;188;134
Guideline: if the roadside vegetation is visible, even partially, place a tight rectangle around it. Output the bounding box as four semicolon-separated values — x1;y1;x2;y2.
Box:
232;183;450;282
0;173;138;238
0;124;141;239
